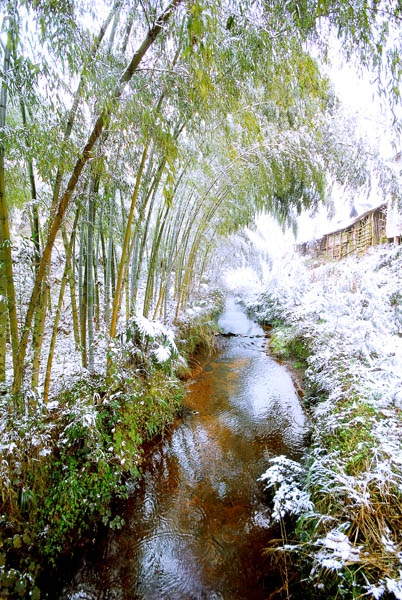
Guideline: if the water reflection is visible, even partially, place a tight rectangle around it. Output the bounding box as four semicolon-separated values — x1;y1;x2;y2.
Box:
59;298;307;600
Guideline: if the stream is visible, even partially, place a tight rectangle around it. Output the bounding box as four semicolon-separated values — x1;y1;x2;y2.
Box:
57;297;307;599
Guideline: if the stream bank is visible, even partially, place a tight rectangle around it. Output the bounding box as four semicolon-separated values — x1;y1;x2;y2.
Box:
244;246;402;600
0;297;223;600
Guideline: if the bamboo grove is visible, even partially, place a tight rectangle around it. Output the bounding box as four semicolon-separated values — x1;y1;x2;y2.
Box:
1;0;401;404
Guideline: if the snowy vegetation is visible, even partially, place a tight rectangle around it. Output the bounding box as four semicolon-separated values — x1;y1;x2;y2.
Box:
0;291;222;598
245;244;402;599
1;0;402;597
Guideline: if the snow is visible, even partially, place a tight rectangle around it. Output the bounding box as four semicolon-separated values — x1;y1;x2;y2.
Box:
319;530;361;562
236;243;402;598
381;530;398;553
259;455;313;521
153;344;172;363
366;585;386;600
387;578;402;600
134;314;176;345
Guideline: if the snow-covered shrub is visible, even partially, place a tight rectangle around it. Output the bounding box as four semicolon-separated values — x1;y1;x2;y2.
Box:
109;314;181;378
259;455;313;521
0;363;185;596
133;314;179;367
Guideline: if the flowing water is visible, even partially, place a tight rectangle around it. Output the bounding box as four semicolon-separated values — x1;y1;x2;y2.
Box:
57;298;307;600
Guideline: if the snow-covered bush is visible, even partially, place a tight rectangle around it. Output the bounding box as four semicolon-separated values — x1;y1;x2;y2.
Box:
110;314;181;377
0;364;184;597
130;314;179;367
259;455;313;521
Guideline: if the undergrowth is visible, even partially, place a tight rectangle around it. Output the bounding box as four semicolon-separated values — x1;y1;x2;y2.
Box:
0;299;221;599
175;290;224;377
0;370;183;598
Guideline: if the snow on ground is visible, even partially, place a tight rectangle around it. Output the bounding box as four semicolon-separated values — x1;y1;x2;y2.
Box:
4;226;217;400
231;243;402;598
34;280;214;400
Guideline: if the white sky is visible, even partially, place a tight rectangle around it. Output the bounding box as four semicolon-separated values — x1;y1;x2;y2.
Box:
250;43;401;256
326;48;397;158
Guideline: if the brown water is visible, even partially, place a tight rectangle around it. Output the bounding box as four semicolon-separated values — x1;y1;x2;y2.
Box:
59;298;307;600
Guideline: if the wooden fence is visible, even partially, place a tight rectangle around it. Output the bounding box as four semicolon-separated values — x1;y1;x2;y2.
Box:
296;204;388;260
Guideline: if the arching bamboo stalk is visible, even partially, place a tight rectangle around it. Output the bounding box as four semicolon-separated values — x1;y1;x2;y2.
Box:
109;144;149;340
62;225;80;348
43;209;80;402
87;174;99;373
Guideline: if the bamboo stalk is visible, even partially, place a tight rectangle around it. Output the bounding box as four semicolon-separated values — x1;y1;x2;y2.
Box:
87;174;99;373
0;23;19;377
81;255;88;369
43;267;68;404
143;204;170;318
0;228;7;383
43;212;80;401
31;284;48;390
104;188;115;327
62;223;80;348
13;0;183;394
109;145;149;339
49;0;123;219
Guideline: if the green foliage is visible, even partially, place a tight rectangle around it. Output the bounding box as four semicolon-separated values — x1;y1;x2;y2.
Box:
268;325;311;364
1;0;402;594
175;291;224;360
316;396;377;474
176;317;218;358
4;163;28;210
263;0;402;123
0;365;184;597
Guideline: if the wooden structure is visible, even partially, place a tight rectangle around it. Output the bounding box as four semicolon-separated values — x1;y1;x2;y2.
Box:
296;203;388;260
